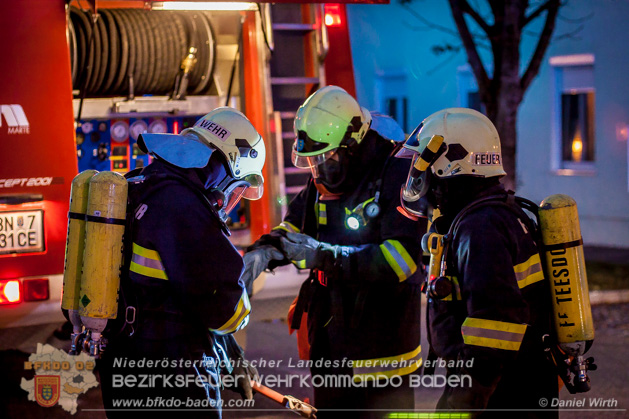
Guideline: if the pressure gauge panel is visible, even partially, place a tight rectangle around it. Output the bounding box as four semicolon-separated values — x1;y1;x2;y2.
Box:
149;119;168;134
130;120;148;140
110;120;129;143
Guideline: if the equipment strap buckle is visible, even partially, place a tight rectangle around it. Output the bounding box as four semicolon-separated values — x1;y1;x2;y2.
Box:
125;306;136;337
125;306;136;324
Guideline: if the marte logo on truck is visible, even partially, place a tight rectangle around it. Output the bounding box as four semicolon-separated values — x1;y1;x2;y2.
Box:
0;104;30;134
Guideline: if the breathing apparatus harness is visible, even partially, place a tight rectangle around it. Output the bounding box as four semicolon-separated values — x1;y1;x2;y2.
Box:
66;168;231;357
423;191;597;393
342;142;400;231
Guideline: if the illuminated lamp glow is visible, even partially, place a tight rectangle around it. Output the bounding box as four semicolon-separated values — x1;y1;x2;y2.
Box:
173;120;180;134
0;279;21;304
324;4;342;27
152;2;257;11
346;215;360;231
571;129;583;162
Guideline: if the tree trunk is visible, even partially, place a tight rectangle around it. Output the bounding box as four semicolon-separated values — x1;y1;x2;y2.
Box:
446;0;560;192
485;1;523;192
491;105;519;192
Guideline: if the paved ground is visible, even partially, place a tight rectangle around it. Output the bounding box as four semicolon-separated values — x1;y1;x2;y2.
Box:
1;299;627;418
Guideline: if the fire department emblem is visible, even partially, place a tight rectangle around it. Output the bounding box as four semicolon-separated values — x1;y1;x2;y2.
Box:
34;375;60;407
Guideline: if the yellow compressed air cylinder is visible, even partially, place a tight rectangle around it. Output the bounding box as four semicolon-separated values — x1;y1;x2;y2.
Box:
538;194;594;356
62;170;98;311
78;171;128;320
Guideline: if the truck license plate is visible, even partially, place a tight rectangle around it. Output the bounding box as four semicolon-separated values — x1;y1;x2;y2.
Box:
0;210;44;255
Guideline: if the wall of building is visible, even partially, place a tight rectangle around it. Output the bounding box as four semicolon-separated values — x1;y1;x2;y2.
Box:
347;0;629;248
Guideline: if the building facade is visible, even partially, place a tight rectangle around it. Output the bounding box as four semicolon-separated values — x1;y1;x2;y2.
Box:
347;0;629;248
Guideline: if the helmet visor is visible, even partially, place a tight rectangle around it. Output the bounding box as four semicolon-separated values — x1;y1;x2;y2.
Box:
291;147;338;170
223;183;249;216
399;186;429;218
240;173;264;200
395;123;423;159
401;153;432;203
221;175;264;219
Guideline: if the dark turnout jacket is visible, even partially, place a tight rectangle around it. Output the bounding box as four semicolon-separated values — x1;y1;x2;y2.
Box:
429;186;558;418
252;131;426;380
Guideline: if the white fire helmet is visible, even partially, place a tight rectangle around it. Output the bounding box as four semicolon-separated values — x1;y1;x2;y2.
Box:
140;107;265;216
182;107;266;212
396;108;506;205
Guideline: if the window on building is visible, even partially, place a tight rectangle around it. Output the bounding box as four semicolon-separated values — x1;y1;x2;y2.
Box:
467;91;486;114
561;91;595;163
385;97;408;133
457;65;488;115
375;71;409;132
550;54;595;174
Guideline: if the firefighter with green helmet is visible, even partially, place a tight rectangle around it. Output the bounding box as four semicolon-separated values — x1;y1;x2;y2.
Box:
242;86;426;417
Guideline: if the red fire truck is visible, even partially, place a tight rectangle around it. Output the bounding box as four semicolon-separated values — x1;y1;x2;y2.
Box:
0;0;368;328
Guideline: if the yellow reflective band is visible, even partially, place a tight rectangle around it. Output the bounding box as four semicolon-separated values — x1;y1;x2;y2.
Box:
132;242;161;260
427;135;444;153
380;240;418;282
462;317;527;351
514;253;545;289
129;261;168;280
211;290;251;335
352;344;422;383
318;203;327;225
388;413;471;419
129;243;168;280
292;259;307;269
272;221;300;233
414;157;430;172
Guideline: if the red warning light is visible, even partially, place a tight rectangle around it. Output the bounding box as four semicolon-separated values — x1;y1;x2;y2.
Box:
324;4;342;27
173;120;180;134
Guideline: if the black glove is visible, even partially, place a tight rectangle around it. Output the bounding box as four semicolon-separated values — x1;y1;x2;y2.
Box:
220;335;259;400
230;358;259;400
280;232;339;270
241;245;285;295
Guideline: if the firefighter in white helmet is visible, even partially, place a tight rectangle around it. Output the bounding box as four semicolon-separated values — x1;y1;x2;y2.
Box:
98;107;263;418
242;86;426;416
397;108;560;417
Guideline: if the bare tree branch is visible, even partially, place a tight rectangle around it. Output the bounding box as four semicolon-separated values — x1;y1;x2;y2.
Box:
461;0;492;35
448;0;490;92
400;3;461;38
524;0;552;26
553;24;584;41
521;0;560;91
558;10;594;23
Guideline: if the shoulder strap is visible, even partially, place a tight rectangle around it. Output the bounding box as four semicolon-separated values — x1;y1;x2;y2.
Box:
114;171;226;339
441;192;542;269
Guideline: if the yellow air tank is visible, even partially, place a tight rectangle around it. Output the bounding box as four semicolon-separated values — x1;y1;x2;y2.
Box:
539;194;595;391
62;170;98;354
62;170;98;312
79;171;128;356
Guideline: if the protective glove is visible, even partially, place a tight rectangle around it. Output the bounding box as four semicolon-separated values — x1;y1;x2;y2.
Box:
220;335;260;400
241;245;285;295
229;358;260;400
280;232;338;270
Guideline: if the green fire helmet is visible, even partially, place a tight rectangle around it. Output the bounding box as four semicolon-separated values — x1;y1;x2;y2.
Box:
292;85;371;170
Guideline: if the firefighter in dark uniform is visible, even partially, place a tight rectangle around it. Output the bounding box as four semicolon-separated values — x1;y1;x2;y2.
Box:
98;108;265;418
397;108;558;418
242;86;426;418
